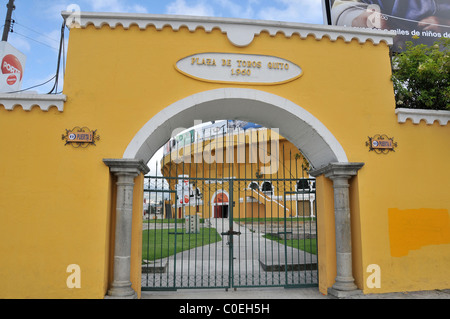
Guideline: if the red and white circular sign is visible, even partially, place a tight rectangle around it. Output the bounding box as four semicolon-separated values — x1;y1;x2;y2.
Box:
6;74;17;85
2;54;23;81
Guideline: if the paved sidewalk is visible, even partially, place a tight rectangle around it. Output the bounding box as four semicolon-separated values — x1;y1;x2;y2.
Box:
141;219;449;300
141;287;450;299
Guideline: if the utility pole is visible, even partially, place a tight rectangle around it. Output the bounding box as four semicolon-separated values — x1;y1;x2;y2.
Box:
2;0;15;42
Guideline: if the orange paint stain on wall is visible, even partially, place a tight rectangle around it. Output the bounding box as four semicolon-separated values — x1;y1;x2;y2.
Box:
388;208;450;257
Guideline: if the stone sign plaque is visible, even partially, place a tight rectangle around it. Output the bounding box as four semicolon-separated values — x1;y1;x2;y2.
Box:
176;53;302;85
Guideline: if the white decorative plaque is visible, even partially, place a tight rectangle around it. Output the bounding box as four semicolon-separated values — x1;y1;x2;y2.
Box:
175;53;302;85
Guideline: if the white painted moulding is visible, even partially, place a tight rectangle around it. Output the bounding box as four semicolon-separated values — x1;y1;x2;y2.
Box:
123;88;349;170
395;108;450;126
61;11;395;47
0;93;66;112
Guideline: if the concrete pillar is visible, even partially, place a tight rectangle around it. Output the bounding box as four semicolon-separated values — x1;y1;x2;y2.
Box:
310;162;364;298
103;159;149;299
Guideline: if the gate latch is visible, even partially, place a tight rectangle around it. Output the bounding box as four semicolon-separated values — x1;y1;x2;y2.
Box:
221;230;241;236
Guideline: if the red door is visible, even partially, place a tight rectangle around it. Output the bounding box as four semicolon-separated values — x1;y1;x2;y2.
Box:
214;206;222;218
213;192;228;218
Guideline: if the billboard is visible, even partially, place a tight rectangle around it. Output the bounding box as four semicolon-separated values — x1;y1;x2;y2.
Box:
324;0;450;52
0;41;26;93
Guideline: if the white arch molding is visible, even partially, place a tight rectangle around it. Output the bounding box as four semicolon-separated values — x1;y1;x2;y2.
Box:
210;189;230;219
211;189;230;206
106;88;365;299
123;88;348;170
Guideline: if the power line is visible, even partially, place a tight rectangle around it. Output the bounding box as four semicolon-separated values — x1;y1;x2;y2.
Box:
11;30;59;50
0;2;66;95
4;75;56;94
13;21;60;44
8;15;59;50
48;19;66;94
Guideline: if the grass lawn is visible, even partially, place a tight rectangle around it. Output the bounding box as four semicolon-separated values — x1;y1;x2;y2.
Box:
263;234;317;255
142;228;222;261
235;217;316;223
144;218;206;224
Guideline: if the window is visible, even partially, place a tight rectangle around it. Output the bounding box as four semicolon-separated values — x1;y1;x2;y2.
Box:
248;182;259;191
297;179;315;192
261;181;273;194
297;179;310;191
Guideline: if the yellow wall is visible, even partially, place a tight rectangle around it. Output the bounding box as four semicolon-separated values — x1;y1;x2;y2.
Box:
356;121;450;294
315;175;336;295
0;20;449;298
0;107;114;298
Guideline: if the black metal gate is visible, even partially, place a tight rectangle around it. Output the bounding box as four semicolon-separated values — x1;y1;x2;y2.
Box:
142;176;317;291
141;126;318;290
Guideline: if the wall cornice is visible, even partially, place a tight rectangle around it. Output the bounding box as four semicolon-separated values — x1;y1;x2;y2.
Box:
62;11;395;47
0;93;66;112
395;108;450;126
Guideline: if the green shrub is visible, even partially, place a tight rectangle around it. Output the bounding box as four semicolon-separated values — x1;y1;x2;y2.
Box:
392;38;449;110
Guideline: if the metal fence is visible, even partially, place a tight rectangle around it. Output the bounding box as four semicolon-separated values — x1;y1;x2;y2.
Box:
141;174;318;291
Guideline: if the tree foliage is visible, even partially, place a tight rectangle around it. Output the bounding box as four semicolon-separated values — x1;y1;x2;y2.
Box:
392;38;450;111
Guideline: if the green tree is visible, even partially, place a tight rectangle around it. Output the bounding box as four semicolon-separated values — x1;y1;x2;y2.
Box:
392;38;450;111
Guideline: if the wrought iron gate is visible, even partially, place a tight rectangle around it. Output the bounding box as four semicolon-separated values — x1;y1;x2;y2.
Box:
142;175;317;291
141;126;318;290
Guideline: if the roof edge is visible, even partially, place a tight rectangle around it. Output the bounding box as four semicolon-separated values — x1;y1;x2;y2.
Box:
62;11;395;47
0;93;66;112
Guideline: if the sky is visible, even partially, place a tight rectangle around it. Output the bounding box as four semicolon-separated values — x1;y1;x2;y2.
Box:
2;0;326;94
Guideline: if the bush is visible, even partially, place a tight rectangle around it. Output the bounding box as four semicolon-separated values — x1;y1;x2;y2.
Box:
392;38;450;111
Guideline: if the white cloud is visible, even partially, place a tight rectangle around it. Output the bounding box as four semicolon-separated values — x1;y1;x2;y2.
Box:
165;0;323;22
212;0;257;19
86;0;148;13
166;0;215;16
256;0;323;23
132;5;149;14
37;29;61;52
89;0;124;12
43;1;73;20
8;36;31;53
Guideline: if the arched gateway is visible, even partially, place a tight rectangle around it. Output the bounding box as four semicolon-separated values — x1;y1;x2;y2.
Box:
105;88;363;299
2;11;448;300
123;88;348;168
88;10;392;298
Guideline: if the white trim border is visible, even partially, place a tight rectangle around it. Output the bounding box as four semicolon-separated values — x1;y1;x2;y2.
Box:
62;11;395;47
395;108;450;126
123;88;349;170
0;93;66;112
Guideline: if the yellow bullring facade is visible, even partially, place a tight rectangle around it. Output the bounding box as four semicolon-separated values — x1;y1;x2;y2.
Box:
0;11;449;299
157;124;314;220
